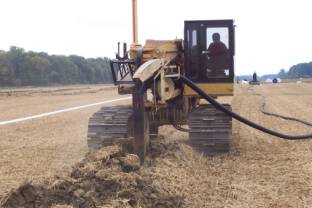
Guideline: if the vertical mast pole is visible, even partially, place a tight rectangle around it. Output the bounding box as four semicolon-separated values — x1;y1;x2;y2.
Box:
132;0;138;44
131;0;148;163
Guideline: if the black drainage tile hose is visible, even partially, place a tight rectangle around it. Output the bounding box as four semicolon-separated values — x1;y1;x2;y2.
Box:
180;75;312;140
259;95;312;127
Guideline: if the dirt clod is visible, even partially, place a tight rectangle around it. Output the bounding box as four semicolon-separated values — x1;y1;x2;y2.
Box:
1;145;183;208
119;154;141;172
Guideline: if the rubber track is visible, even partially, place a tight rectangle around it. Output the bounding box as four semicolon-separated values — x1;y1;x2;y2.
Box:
188;104;232;154
87;105;132;149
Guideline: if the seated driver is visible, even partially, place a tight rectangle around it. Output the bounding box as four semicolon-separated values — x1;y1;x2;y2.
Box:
206;33;229;77
207;33;227;56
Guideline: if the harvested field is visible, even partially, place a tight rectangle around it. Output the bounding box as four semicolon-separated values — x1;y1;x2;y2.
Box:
1;83;312;207
0;85;120;121
0;85;130;200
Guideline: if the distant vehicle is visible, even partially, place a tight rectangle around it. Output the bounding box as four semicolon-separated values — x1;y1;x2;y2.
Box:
272;78;282;83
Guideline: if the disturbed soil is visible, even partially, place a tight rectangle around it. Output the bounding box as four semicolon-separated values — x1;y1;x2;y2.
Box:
1;142;183;208
0;85;130;200
1;83;312;207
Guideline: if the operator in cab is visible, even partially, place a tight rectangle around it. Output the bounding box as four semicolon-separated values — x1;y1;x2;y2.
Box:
206;32;229;78
207;33;227;56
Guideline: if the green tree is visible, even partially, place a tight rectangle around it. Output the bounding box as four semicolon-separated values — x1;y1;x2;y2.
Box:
277;69;287;79
0;46;113;86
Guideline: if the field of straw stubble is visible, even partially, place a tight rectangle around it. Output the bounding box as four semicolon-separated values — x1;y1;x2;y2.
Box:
0;83;312;207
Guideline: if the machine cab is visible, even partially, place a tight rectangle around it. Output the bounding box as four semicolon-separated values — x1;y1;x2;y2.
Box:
184;20;235;84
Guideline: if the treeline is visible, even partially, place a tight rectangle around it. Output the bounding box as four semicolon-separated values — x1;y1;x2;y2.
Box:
237;61;312;81
0;46;113;86
278;62;312;79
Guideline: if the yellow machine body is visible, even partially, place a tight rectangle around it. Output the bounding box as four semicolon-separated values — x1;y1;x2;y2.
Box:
130;38;233;99
184;83;233;97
